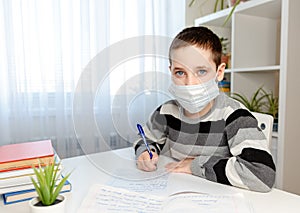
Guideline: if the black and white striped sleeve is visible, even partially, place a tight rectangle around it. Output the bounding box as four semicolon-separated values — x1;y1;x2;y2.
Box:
192;109;276;192
134;106;168;157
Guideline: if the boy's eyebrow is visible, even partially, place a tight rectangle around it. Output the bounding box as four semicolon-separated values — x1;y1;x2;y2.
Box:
172;65;211;71
172;65;186;70
195;65;210;69
172;66;184;70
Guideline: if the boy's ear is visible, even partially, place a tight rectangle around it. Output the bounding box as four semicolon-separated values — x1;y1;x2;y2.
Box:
216;62;226;81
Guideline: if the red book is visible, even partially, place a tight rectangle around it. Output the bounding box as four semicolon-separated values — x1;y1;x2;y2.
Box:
0;140;54;172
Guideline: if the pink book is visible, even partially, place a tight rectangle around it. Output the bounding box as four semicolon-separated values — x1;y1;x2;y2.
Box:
0;140;54;172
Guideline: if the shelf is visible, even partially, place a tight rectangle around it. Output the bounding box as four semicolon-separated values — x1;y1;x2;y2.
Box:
194;7;231;27
194;0;281;27
235;0;281;19
232;65;280;73
224;66;280;73
224;69;232;73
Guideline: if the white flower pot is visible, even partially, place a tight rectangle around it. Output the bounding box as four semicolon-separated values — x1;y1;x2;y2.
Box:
29;194;66;213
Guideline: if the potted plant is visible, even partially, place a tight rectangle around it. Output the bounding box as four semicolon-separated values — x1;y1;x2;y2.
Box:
188;0;249;26
231;87;279;132
29;160;71;213
230;87;269;113
261;88;279;131
223;0;242;25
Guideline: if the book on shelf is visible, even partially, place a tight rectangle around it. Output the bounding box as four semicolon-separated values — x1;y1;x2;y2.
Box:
0;140;54;172
2;179;72;205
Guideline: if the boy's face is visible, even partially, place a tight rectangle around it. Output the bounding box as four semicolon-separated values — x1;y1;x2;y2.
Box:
169;45;225;86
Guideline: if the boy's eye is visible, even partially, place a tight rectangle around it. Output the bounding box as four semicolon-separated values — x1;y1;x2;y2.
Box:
175;70;185;77
196;69;207;77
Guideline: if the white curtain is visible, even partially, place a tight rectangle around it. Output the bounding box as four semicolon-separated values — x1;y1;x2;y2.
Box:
0;0;185;158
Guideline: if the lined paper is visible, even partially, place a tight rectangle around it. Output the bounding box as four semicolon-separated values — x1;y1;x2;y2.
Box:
106;168;169;194
78;184;253;213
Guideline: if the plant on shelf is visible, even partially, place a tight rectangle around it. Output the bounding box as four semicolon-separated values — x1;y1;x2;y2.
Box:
220;37;230;68
220;37;229;54
213;0;226;13
231;87;279;132
29;160;71;212
223;0;241;26
188;0;226;12
261;88;279;132
188;0;249;26
231;87;269;113
261;88;279;119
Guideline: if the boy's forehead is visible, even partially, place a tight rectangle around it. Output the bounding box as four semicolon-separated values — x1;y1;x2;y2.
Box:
170;45;215;69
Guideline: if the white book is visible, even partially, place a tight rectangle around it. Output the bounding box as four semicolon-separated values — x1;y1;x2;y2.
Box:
0;167;38;180
0;174;62;194
0;168;62;188
0;182;36;194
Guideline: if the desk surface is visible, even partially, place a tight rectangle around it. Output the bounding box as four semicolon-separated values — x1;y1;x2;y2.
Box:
1;148;299;212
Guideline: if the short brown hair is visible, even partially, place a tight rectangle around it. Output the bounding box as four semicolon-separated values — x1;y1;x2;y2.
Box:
169;26;222;69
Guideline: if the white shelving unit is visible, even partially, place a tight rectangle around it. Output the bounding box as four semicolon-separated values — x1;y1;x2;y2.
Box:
195;0;280;97
194;0;300;194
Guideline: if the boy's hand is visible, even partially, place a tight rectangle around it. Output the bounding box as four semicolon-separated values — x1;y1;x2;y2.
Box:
136;151;159;172
165;158;194;174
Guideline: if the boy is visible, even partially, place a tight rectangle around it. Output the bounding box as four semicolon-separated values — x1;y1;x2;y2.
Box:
134;26;276;192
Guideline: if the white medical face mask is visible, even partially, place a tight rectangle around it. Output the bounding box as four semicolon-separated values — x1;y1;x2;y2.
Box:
168;77;219;114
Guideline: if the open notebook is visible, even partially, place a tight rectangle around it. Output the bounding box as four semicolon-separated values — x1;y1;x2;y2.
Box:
78;184;253;213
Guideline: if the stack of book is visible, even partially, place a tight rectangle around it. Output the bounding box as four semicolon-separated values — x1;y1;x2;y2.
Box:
0;140;72;205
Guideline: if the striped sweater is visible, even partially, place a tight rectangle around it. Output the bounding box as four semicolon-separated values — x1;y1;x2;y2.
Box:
134;93;276;192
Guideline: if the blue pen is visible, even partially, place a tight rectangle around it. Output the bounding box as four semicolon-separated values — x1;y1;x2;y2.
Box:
137;124;153;159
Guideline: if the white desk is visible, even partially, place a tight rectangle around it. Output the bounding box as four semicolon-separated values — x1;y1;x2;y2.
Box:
1;148;300;212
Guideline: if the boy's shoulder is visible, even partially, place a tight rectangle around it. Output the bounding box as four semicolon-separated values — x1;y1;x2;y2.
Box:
156;99;180;117
217;93;245;110
214;93;249;118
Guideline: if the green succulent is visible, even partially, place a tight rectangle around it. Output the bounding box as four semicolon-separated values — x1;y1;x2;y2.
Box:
31;160;71;206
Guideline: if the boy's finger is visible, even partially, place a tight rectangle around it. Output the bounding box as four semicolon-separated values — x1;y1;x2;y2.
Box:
137;159;157;171
144;160;157;171
137;160;147;171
